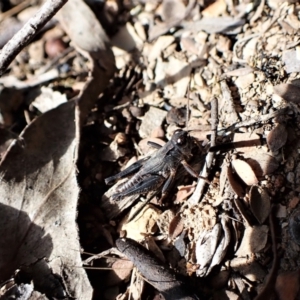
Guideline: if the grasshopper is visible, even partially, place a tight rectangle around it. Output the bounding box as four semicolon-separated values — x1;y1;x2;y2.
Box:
105;129;208;202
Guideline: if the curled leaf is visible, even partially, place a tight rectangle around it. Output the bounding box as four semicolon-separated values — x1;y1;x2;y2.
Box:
227;164;245;197
273;83;300;104
232;159;258;186
245;150;279;177
267;123;288;152
249;186;271;224
169;214;184;239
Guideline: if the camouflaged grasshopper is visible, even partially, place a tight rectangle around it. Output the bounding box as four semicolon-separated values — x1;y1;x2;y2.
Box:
105;129;208;202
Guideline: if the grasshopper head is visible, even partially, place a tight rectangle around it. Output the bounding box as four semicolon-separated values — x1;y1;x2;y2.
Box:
172;130;193;157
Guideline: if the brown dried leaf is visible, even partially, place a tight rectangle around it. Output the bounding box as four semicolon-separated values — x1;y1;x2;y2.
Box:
273;83;300;104
245;150;279;177
232;159;258;186
275;271;300;300
236;225;268;257
169;214;184;239
0;1;114;296
267;123;288;152
227;164;245;197
120;204;160;241
175;184;196;203
0;102;92;298
249;186;271;224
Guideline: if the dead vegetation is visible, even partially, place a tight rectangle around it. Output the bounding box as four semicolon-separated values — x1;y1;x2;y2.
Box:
0;0;300;299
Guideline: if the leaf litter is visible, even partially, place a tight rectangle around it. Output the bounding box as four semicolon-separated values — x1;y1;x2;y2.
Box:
1;0;300;299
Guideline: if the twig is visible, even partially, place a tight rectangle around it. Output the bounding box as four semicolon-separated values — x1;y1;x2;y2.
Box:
116;238;201;300
0;0;68;76
188;97;218;205
218;108;285;135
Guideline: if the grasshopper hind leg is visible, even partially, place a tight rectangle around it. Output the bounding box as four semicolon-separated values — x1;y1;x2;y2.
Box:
105;156;150;185
112;174;165;200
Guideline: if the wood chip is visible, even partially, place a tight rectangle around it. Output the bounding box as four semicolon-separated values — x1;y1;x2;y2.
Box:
139;107;167;139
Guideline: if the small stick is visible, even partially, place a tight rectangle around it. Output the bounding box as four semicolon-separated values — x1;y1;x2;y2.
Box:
188;97;218;204
0;0;68;76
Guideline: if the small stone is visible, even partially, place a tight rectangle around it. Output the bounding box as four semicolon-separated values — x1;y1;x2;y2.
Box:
274;174;285;189
235;73;255;90
282;49;300;73
287;172;295;184
139;106;167;138
289;197;300;209
275;204;287;218
45;37;67;58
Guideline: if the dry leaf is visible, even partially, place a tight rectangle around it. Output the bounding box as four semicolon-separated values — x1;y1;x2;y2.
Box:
236;225;268;257
249;186;271;224
232;159;258;186
0;0;115;296
273;83;300;104
245;150;279;177
0;102;92;298
169;214;184;239
227;164;245;197
206;216;231;275
175;184;196;203
120;204;160;241
275;271;300;300
267;123;288;152
196;223;222;277
231;257;266;282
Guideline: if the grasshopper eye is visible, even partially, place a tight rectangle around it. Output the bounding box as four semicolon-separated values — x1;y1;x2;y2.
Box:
173;130;189;146
177;135;186;145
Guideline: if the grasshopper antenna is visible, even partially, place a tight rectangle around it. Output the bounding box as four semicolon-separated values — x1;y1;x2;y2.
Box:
186;69;194;130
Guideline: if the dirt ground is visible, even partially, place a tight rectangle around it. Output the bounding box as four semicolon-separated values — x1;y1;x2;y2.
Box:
1;0;300;299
